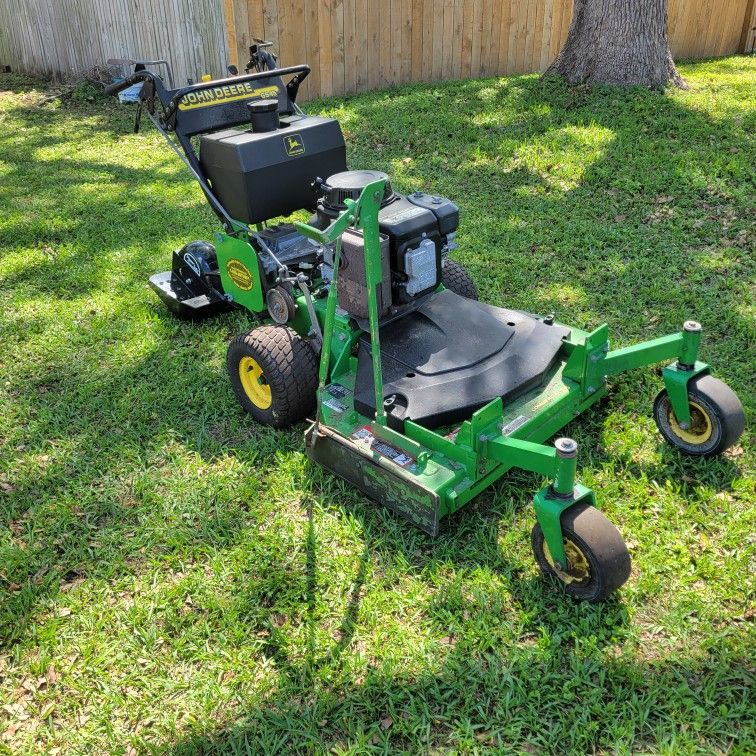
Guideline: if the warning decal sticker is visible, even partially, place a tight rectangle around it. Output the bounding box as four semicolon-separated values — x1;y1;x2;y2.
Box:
327;384;350;399
352;426;415;468
323;397;347;413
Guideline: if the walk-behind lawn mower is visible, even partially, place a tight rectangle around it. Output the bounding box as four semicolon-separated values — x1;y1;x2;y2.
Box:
105;57;745;602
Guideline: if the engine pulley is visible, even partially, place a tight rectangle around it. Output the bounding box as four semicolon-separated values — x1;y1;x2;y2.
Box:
266;286;296;324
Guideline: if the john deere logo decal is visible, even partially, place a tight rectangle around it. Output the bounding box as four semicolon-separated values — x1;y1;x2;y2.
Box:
284;134;305;156
178;83;279;110
226;259;253;291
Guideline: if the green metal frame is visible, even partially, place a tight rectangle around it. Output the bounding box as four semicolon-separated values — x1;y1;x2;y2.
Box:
226;182;710;571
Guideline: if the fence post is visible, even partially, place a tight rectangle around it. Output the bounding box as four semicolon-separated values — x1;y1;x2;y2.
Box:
223;0;239;68
741;0;756;53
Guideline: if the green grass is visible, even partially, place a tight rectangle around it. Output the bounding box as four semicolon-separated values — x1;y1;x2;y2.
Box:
0;58;754;754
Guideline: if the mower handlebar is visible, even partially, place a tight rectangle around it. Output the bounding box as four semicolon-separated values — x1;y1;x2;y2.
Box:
105;64;311;112
167;64;311;107
103;70;154;96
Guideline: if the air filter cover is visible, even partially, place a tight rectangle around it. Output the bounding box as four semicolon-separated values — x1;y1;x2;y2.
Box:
322;170;394;209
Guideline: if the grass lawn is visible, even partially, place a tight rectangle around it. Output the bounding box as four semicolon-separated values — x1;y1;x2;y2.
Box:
0;57;754;754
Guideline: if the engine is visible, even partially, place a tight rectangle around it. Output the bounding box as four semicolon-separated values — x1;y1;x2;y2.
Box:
315;170;459;321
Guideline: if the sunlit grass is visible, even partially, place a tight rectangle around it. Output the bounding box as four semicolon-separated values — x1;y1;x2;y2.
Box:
0;57;754;753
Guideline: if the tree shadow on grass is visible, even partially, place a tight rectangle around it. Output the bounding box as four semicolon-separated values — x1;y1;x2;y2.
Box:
0;93;214;303
194;67;756;734
0;330;284;643
161;491;751;754
164;645;753;753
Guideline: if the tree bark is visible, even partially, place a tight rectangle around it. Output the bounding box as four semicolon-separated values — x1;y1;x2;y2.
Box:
545;0;687;89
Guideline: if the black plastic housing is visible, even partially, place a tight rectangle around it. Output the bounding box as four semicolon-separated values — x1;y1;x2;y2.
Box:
200;115;347;225
406;192;459;235
376;197;440;272
354;290;571;430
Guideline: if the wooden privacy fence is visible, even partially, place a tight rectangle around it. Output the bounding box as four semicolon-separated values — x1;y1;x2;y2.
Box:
0;0;227;86
224;0;755;100
0;0;752;95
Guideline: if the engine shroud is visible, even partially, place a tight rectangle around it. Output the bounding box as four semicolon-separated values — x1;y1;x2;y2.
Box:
317;170;459;313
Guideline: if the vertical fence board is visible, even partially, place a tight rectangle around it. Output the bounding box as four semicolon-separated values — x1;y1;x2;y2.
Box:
354;0;368;90
365;0;378;90
410;0;424;81
451;0;464;78
478;0;491;76
531;0;545;70
489;0;502;77
470;0;482;77
461;0;473;78
741;0;756;52
303;0;320;98
393;0;403;84
539;0;553;69
332;0;345;95
441;0;454;79
343;0;356;92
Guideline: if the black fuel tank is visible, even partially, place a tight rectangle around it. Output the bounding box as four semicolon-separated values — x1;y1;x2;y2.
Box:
200;115;347;225
406;192;459;235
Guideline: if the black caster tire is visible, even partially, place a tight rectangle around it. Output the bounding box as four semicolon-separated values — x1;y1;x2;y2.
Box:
442;259;478;300
653;374;745;457
531;502;631;602
227;325;318;428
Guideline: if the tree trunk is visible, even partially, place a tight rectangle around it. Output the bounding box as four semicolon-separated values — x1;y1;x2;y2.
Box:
545;0;687;89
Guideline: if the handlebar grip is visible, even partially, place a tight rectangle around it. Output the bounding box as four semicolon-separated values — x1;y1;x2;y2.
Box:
104;76;138;96
104;70;154;96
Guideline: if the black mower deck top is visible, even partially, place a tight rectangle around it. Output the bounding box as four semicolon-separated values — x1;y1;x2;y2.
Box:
354;289;570;429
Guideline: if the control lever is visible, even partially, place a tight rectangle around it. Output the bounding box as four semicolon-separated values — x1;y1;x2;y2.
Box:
133;100;143;133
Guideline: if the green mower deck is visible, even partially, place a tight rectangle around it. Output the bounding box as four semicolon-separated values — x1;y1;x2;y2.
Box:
294;178;718;578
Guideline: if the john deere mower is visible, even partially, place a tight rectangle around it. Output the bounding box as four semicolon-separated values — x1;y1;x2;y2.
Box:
105;51;745;602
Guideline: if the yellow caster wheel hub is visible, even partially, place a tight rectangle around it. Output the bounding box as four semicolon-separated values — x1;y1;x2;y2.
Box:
668;400;713;445
544;537;591;584
239;356;272;410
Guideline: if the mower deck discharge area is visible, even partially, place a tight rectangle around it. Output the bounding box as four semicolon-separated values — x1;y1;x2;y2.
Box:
106;50;745;604
307;355;579;538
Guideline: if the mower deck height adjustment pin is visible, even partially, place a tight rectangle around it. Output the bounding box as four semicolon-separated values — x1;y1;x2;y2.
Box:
678;320;702;370
551;438;579;507
555;438;578;458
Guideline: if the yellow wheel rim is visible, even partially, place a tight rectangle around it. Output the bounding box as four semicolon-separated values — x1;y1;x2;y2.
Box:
238;356;272;410
668;400;712;445
543;537;591;585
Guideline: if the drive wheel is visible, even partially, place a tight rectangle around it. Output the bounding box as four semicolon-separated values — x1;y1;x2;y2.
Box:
653;375;744;457
442;259;478;300
227;325;318;428
531;503;631;602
